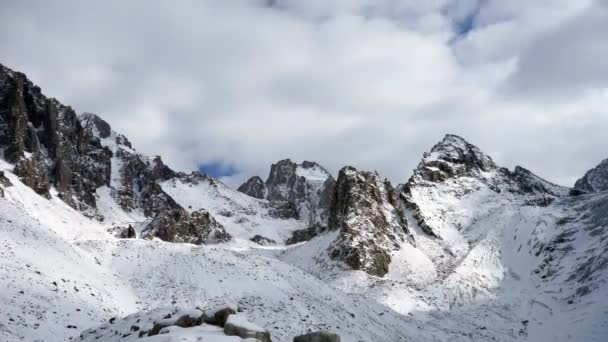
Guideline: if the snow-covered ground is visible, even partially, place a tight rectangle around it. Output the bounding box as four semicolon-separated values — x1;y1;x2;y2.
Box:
1;151;607;341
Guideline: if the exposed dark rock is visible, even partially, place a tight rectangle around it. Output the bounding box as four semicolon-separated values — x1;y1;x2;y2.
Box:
286;225;326;245
0;170;12;197
293;331;341;342
238;176;266;199
148;309;204;336
13;154;50;197
328;166;411;277
141;208;231;244
203;304;238;327
572;157;608;194
0;64;113;212
119;225;136;239
250;235;277;245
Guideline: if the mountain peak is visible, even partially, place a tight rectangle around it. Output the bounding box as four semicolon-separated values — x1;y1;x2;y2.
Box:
411;134;495;183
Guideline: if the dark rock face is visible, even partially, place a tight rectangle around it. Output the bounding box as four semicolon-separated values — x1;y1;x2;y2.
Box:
142;208;231;244
238;159;335;226
13;154;50;197
327;166;411;277
112;149;179;217
237;176;266;199
572;158;608;194
294;331;341;342
0;64;112;211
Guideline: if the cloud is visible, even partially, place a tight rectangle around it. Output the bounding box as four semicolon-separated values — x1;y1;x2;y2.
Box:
0;0;606;188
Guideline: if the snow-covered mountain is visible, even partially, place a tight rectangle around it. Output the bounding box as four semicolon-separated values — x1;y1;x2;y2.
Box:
1;63;607;342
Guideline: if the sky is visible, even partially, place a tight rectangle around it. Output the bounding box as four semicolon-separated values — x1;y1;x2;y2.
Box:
1;0;607;187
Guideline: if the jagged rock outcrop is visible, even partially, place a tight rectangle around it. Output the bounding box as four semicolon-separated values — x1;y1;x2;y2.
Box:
239;159;335;227
141;208;231;244
327;166;411;277
572;158;608;194
237;175;266;199
0;64;113;212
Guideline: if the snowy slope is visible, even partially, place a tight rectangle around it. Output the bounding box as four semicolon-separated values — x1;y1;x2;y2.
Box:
161;174;305;243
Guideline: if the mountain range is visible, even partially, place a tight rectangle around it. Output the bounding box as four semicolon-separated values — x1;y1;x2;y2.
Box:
0;63;607;341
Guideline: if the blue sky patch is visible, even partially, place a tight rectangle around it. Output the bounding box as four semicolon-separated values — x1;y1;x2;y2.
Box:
198;162;238;178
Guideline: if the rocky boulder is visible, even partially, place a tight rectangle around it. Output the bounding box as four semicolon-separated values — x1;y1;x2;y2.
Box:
250;235;277;245
142;208;231;244
148;309;204;336
327;166;411;277
285;225;326;245
119;225;136;239
224;314;271;342
293;331;340;342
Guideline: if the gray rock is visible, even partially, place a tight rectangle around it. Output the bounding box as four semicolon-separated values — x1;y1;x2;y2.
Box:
293;331;340;342
224;314;271;342
148;309;204;336
203;304;238;327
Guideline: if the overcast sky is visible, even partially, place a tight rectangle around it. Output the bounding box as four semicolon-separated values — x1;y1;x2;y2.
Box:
1;0;607;187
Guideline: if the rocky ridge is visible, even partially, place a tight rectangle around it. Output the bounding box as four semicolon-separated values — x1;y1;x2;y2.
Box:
239;159;335;227
572;157;608;194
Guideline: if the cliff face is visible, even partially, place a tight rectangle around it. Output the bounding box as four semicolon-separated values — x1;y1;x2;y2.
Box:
327;166;411;277
0;64;113;213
